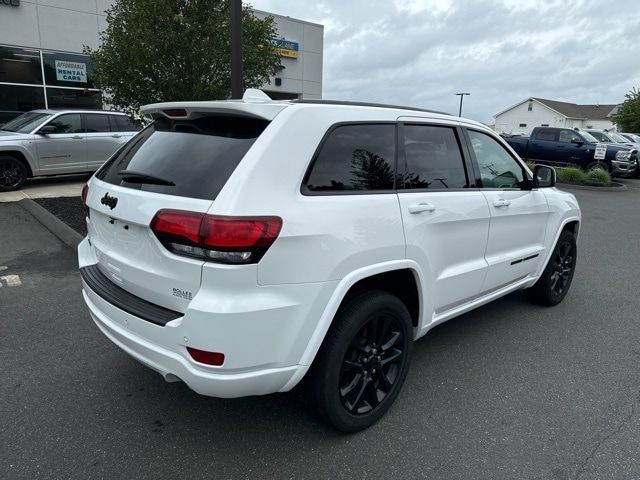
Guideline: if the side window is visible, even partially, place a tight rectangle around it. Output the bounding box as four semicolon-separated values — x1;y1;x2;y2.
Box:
45;114;82;134
467;130;525;189
534;128;558;142
559;130;582;143
303;124;396;192
84;114;111;133
114;115;141;132
400;124;468;189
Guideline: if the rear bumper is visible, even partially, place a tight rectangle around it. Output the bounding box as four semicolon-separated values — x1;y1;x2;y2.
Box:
83;288;301;397
78;237;337;398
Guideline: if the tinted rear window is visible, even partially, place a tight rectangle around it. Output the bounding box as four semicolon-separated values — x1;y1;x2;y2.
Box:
400;125;468;189
85;114;111;133
96;115;269;200
303;124;396;193
114;115;142;132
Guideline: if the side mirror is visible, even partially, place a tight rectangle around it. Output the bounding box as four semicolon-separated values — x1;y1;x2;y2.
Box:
533;164;556;188
571;137;583;145
37;125;56;135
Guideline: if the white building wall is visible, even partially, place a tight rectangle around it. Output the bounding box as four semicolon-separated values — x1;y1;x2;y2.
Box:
494;100;568;135
254;10;323;99
0;0;104;51
494;99;617;134
0;2;323;99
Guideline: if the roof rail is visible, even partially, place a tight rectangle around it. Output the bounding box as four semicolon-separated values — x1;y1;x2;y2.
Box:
291;99;450;116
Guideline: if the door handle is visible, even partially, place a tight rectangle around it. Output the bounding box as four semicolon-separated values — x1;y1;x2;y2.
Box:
111;134;122;138
71;135;83;139
408;203;436;214
493;199;511;207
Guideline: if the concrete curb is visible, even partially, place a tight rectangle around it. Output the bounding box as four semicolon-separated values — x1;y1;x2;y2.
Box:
557;181;628;192
17;198;83;250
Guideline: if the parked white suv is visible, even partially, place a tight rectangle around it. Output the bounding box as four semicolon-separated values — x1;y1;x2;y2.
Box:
78;90;581;431
0;109;141;191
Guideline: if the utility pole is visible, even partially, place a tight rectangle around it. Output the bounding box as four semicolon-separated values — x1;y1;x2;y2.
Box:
455;92;470;117
230;0;243;99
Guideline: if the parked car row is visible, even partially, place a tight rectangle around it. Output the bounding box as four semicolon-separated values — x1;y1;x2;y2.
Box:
0;110;141;191
502;127;639;177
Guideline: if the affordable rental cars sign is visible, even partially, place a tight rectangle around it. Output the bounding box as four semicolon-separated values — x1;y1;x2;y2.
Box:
55;60;87;83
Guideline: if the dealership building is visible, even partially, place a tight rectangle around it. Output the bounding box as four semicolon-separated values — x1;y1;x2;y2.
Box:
0;1;323;123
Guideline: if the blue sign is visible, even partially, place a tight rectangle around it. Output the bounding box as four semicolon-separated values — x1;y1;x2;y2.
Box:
271;39;299;58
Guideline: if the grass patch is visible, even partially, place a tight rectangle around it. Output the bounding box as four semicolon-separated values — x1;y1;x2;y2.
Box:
585;167;611;184
556;167;586;183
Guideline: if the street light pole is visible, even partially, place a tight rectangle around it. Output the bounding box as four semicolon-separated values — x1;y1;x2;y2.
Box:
230;0;243;99
455;92;470;117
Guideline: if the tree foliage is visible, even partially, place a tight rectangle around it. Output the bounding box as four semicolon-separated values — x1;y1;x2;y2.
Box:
613;87;640;132
86;0;281;116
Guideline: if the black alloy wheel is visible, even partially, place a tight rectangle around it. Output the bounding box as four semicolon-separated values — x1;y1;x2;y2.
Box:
549;240;574;296
339;314;405;414
525;229;577;306
308;290;413;432
0;156;27;192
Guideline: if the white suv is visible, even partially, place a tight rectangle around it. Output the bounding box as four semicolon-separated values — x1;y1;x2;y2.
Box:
78;90;581;432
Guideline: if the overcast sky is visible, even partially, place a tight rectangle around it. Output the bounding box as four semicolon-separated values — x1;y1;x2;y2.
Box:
249;0;640;124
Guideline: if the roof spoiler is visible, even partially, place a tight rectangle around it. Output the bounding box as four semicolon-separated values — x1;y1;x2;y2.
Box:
140;89;285;121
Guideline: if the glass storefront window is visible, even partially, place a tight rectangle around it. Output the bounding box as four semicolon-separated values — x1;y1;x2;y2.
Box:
0;84;46;124
46;87;102;110
42;51;94;89
0;46;43;85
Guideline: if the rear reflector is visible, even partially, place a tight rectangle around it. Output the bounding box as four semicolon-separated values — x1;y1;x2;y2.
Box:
150;209;282;264
187;347;225;366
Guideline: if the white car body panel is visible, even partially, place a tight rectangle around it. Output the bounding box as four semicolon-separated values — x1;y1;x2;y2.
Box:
79;96;581;398
0;109;138;177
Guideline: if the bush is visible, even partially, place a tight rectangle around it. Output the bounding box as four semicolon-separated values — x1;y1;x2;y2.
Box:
556;167;586;183
525;160;536;171
585;167;611;184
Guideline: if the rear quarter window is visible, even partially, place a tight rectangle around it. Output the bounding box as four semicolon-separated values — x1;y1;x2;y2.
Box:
303;123;396;193
95;115;269;200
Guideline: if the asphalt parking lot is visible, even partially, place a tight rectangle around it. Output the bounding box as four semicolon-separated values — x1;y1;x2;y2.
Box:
2;180;640;479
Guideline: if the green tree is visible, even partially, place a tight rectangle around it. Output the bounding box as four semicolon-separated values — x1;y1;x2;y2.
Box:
613;87;640;132
85;0;281;116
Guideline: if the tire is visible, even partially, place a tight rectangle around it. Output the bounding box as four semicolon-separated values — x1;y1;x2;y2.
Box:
585;161;608;172
307;290;413;432
524;229;577;306
0;155;27;192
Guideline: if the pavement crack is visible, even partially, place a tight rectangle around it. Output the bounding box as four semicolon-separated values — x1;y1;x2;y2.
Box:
574;390;640;480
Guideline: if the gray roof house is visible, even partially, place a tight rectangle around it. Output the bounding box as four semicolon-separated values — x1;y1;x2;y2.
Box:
494;97;620;134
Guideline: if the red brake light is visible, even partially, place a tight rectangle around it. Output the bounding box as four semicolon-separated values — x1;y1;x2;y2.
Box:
81;184;89;208
150;209;282;264
201;216;282;250
150;210;204;246
187;347;225;366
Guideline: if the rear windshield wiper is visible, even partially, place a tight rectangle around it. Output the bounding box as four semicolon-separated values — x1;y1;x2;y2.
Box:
118;170;175;186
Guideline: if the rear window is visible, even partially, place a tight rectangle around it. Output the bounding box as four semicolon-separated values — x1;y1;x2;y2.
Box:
114;115;142;132
534;128;557;142
96;115;269;200
303;124;396;193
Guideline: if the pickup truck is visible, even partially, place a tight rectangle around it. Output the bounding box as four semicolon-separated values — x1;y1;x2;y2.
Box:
503;127;638;177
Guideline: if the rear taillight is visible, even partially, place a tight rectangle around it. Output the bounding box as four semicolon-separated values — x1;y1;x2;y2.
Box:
81;184;89;208
150;209;282;264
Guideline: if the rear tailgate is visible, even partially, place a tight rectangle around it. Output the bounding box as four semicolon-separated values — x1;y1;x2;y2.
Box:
82;108;277;314
85;181;210;313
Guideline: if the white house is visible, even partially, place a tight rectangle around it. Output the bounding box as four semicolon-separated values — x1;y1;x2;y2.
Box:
494;98;619;135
